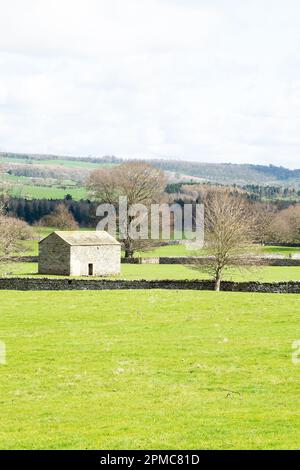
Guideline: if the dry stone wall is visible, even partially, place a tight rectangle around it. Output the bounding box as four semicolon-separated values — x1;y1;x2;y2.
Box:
0;278;299;293
38;233;70;275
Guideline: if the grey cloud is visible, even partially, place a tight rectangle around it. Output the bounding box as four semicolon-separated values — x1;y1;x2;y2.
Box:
0;0;300;168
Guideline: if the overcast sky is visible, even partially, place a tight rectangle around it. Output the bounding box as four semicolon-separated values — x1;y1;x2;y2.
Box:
0;0;300;168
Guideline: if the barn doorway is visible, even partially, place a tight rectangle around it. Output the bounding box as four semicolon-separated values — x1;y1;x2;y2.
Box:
88;263;93;276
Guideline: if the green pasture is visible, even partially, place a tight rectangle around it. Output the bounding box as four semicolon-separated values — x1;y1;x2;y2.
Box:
2;156;116;169
0;290;299;449
1;262;300;283
20;234;300;260
9;181;87;200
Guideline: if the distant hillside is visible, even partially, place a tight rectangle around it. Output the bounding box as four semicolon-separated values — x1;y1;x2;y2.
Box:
1;152;300;187
149;160;300;187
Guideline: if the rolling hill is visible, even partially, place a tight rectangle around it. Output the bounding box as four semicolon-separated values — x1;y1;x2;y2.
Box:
1;152;300;188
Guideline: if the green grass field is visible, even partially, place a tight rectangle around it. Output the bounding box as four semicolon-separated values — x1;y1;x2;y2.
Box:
1;262;300;282
8;180;87;200
262;245;300;256
0;290;299;449
4;234;300;283
15;185;86;200
139;244;300;258
20;234;300;259
2;156;117;199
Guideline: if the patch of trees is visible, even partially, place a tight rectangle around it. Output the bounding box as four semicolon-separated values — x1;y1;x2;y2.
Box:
6;197;97;227
167;181;300;201
38;203;79;230
149;160;300;185
6;192;300;247
4;155;300;253
250;164;300;180
267;204;300;245
243;184;300;200
165;183;184;194
0;178;33;263
1;152;122;165
5;164;90;183
169;184;300;246
0;213;33;262
87;161;166;257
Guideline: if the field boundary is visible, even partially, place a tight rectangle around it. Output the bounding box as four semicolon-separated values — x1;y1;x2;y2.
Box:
13;256;300;266
11;256;300;266
122;256;300;266
0;277;300;293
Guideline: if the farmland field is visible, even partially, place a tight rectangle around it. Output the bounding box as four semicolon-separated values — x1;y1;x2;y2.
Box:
3;233;300;282
262;245;300;256
20;235;300;259
1;262;300;282
10;183;87;200
5;174;87;200
0;290;299;449
137;244;300;258
1;155;116;169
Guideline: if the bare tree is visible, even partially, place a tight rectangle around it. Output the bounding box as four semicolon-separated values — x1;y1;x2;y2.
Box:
0;162;8;212
87;162;166;257
0;163;33;266
38;203;79;230
253;202;277;245
193;189;256;291
270;204;300;244
0;211;33;264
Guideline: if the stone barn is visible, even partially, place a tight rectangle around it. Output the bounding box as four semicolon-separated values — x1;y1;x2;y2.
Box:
38;231;121;276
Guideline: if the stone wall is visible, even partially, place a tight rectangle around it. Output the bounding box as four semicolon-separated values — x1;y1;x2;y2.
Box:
70;245;121;276
11;256;38;262
122;256;300;266
159;256;300;266
11;255;300;267
0;277;300;293
39;233;71;275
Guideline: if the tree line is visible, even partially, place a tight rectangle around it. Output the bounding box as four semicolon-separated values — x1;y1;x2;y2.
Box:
166;182;300;201
5;189;300;247
6;197;97;227
6;164;89;183
1;152;122;165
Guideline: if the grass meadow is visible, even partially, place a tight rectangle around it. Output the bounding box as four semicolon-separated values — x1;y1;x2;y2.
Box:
21;235;300;259
1;229;300;449
0;290;299;449
1;262;300;283
11;183;87;200
3;234;300;282
3;156;116;200
6;175;87;200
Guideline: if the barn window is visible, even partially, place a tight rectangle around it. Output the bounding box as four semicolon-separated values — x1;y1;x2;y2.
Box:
88;263;93;276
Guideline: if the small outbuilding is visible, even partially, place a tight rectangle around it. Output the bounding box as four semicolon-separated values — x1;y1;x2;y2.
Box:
38;231;121;276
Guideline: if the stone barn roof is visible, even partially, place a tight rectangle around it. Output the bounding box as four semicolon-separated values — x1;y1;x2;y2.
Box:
41;231;120;246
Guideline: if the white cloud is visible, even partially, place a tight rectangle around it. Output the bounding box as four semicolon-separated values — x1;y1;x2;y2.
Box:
0;0;300;167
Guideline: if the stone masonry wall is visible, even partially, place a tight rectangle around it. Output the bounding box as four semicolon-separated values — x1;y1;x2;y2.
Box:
0;278;300;293
70;245;121;276
38;233;70;275
121;256;300;266
12;255;300;266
